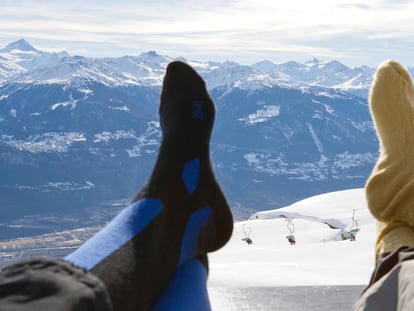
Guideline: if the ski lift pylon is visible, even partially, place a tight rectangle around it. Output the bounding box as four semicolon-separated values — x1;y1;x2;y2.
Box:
350;209;360;236
242;224;253;245
342;209;360;241
285;217;296;245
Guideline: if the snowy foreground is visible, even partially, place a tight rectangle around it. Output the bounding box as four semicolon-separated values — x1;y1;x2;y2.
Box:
208;188;376;289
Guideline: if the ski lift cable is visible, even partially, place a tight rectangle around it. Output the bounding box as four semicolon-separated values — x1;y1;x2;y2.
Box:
285;217;296;245
242;224;252;238
241;224;253;244
277;207;366;222
285;217;295;235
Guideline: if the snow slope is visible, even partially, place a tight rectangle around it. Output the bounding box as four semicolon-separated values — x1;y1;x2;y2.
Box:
0;188;374;310
208;188;376;288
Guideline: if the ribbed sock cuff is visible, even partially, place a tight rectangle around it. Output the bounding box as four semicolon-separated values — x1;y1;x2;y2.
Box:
376;221;414;261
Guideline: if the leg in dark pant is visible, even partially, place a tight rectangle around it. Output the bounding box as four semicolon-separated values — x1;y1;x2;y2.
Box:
65;62;234;310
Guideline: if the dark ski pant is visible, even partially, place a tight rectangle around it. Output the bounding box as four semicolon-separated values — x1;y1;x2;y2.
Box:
0;257;112;311
0;255;211;311
353;246;414;310
3;247;414;310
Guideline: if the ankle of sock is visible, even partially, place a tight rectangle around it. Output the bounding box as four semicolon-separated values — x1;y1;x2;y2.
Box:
367;176;414;229
376;220;414;261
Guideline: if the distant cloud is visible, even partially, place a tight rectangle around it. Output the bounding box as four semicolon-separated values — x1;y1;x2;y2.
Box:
335;3;372;10
1;0;414;67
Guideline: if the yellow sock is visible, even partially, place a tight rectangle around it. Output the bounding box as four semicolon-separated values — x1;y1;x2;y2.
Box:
365;60;414;261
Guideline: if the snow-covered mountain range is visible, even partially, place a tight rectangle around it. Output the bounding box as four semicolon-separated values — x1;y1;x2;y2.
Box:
0;39;388;239
2;39;406;96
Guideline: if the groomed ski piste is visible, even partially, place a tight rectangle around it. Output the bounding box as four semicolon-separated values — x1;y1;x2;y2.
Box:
207;188;376;309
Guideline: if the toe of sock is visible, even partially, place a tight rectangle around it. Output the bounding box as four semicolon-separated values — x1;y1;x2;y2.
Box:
370;60;413;105
159;61;214;142
163;61;206;96
375;60;412;84
369;60;414;152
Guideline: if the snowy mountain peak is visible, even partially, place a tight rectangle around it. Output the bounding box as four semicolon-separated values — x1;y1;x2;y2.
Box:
0;39;393;97
3;39;37;52
251;60;278;74
57;51;70;58
303;58;347;71
0;40;74;83
305;57;321;64
141;50;158;57
138;50;170;64
321;60;349;72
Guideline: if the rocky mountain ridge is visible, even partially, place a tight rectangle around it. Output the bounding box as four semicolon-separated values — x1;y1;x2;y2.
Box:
0;39;381;239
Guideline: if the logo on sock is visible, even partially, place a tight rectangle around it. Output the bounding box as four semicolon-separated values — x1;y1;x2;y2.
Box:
182;158;200;195
192;101;204;120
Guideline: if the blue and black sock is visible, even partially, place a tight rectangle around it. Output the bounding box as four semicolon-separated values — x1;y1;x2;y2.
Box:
65;61;233;310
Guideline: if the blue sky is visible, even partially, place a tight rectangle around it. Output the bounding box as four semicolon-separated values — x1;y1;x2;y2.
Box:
1;0;414;67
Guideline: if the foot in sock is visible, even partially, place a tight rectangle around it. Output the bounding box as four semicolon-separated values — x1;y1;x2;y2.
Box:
365;60;414;260
66;61;233;310
135;61;233;254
